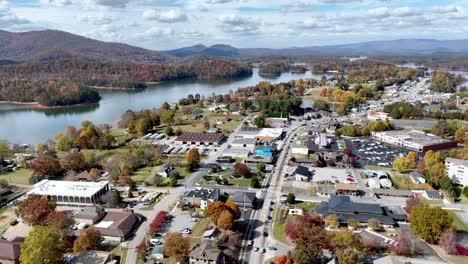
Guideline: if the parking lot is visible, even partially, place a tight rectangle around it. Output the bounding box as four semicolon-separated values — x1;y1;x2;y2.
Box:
345;138;412;167
311;167;356;184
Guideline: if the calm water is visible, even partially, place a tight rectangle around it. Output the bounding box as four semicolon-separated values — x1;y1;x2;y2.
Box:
0;68;332;144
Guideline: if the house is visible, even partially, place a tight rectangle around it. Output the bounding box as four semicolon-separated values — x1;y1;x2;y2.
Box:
0;237;23;264
424;191;443;200
93;210;140;242
184;188;220;210
150;246;164;260
288;208;304;216
156;165;173;178
189;241;225;264
315;195;406;228
71;250;116;264
74;206;106;225
410;172;426;184
294;165;310;181
76;171;95;182
445;158;468;186
203;228;221;241
232;192;257;209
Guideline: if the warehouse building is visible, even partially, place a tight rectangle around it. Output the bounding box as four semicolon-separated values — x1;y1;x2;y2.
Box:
372;130;457;152
27;180;110;206
175;132;224;146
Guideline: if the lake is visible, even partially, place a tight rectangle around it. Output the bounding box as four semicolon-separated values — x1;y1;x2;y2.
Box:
0;68;332;144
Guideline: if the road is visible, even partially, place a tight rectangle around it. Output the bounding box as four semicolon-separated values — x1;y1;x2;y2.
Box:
245;122;300;264
125;117;248;264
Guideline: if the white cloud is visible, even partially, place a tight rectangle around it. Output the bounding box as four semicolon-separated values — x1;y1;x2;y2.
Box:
93;0;129;8
143;9;188;23
281;1;312;13
79;14;113;25
137;27;175;39
0;0;30;28
217;14;259;34
40;0;72;6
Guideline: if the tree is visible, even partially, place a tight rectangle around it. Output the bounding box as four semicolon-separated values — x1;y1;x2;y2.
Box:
439;230;457;255
405;197;420;214
135;117;152;136
250;177;260;188
406;152;418;169
347;218;358;229
30;155;62;181
0;140;10;159
168;175;178;187
161;102;171;110
204;201;226;224
16;195;56;226
164;126;174;136
454;127;466;143
286;193;296;205
325;215;339;228
225;201;241;220
233;163;251;178
256;162;266;173
331;228;364;264
153;174;163;186
313;99;329;111
254;115;266;128
20;226;64;264
46;211;73;230
161;110;175;125
392;157;412;172
217;210;234;230
389;233;413;256
294;226;329;264
60;152;87;172
275;255;293;264
186;148;200;172
163;232;190;263
73;228;103;253
367;219;381;231
409;204;453;244
464;186;468;198
110;190;123;208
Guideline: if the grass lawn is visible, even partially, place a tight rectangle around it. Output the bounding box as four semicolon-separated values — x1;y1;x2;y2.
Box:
0;169;32;185
447;211;468;232
365;165;392;171
458;194;468;205
111;246;128;263
198;175;253;188
0;208;17;236
391;172;431;191
189;218;213;246
132;165;189;187
289;201;317;213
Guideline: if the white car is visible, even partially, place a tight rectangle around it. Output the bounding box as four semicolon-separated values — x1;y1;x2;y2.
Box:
189;218;198;222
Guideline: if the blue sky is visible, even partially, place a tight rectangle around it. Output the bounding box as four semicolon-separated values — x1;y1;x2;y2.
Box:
1;0;467;50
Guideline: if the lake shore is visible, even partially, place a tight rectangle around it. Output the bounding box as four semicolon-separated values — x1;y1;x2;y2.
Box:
0;101;95;109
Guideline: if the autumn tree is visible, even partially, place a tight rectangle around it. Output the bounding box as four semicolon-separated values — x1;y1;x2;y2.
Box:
16;195;56;226
0;140;11;160
186;148;200;172
163;232;190;263
325;215;339;228
331;228;364;264
389;233;413;256
347;218;359;229
233;162;251;178
73;228;103;253
439;230;457;255
367;219;381;231
294;226;329;264
410;204;453;244
46;211;73;230
161;102;171;110
217;210;234;230
225;201;241;219
275;254;293;264
405;197;420;214
454;127;467;143
204;201;226;224
60;152;88;172
20;226;64;264
30;155;62;182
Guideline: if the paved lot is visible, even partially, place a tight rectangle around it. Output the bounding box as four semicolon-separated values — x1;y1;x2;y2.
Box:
312;167;355;184
345;138;412;167
163;211;197;236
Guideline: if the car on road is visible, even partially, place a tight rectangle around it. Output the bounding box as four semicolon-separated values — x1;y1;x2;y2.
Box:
254;247;259;252
247;240;253;246
268;246;276;250
181;228;192;234
263;232;268;237
189;218;198;222
262;248;266;253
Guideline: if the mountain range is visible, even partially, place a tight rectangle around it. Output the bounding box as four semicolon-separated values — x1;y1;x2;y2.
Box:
0;29;467;63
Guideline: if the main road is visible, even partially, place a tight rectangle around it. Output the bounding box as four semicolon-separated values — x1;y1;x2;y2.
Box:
125;117;248;264
244;122;301;264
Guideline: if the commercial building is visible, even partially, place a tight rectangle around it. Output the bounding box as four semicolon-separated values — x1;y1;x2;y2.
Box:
74;206;106;225
184;188;220;210
445;158;468;187
372;130;457;152
222;148;251;158
231;138;256;150
232;192;257;209
257;128;284;141
27;180;110;206
315;195;406;227
175;133;224;146
235;127;261;139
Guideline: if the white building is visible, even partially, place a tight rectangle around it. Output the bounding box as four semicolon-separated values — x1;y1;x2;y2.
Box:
446;158;468;186
372;130;457;152
27;180;110;205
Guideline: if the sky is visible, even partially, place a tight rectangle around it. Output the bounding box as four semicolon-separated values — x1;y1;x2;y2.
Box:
0;0;467;50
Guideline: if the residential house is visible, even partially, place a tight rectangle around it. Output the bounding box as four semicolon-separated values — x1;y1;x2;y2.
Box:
184;188;220;210
232;192;257;209
74;206;106;225
410;172;426;184
71;250;116;264
93;210;140;242
189;241;225;264
294;165;311;181
156;165;173;178
423;191;443;200
203;228;221;241
0;237;23;264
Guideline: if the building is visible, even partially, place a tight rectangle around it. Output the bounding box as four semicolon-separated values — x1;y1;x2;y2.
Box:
244;155;274;164
184;188;220;210
291;139;315;155
315;195;406;227
156;165;173;178
189;241;225;264
27;180;110;206
221;148;250;158
372;130;457;152
294;165;311;181
175;133;224;146
256;128;284;141
76;171;96;182
231;138;256;150
410;172;426;184
235;127;261;139
254;145;276;157
370;189;414;198
93;210;140;242
445;158;468;187
71;250;116;264
367;111;391;121
335;183;359;196
74;206;106;225
424;191;443;200
0;237;23;264
232;192;257;209
203;228;221;241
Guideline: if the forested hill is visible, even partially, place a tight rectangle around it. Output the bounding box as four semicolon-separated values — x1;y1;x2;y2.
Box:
0;29;172;63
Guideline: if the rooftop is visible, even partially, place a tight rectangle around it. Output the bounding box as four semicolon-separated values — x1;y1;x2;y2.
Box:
232;138;257;145
185;188;220;201
28;180;109;197
0;237;23;261
257;128;283;139
446;157;468;167
94;211;138;238
374;130;453;146
175;132;224;143
189;241;222;262
294;165;309;176
232;192;256;204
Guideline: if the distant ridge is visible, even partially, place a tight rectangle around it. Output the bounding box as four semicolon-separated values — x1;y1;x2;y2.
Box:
163;39;468;57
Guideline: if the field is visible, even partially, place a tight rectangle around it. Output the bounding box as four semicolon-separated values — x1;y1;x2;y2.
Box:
189;218;213;246
0;169;32;185
390;172;432;191
198;175;253;188
447;211;468;232
131;165;189;187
